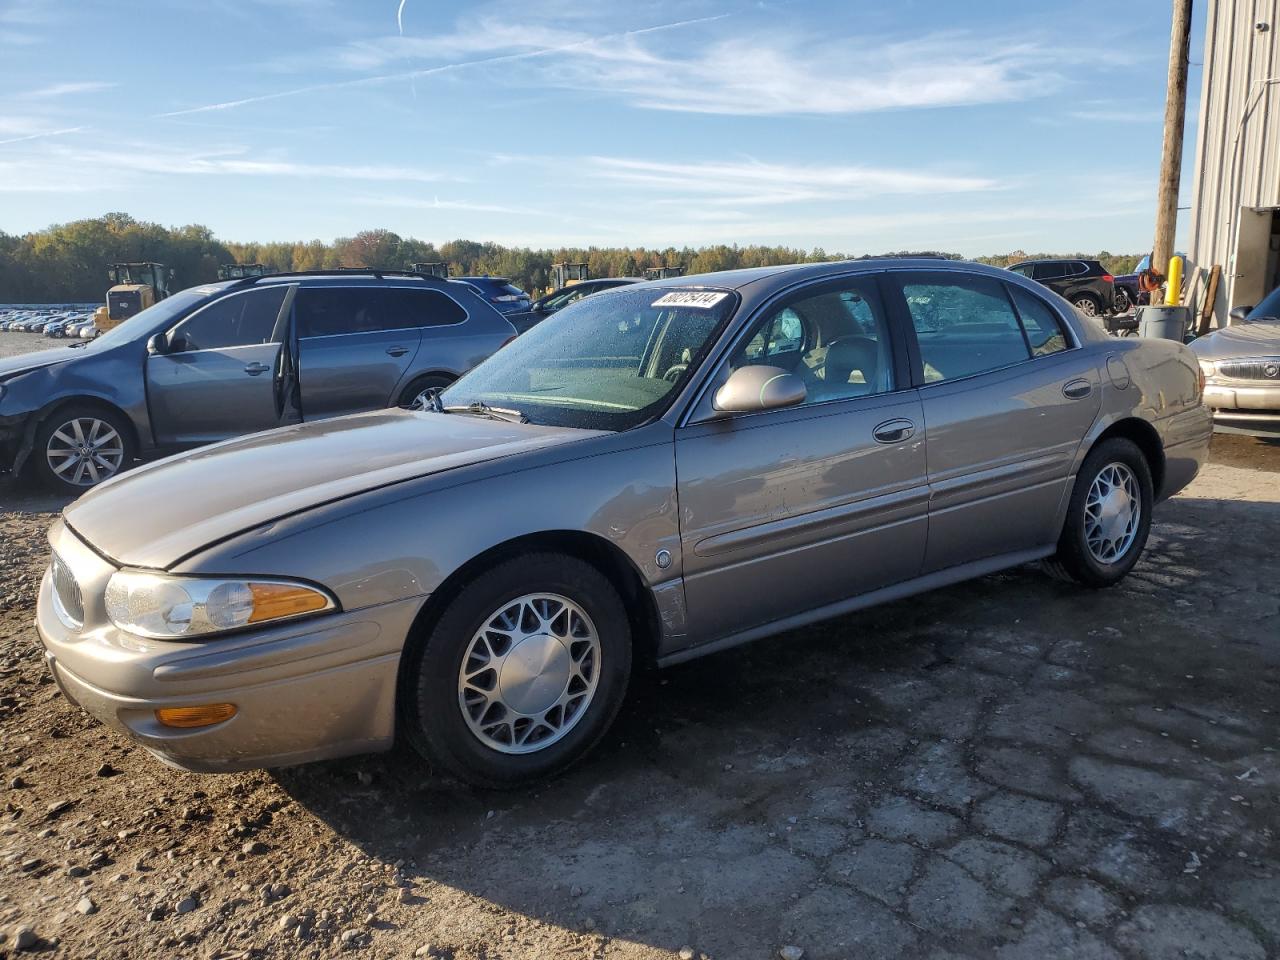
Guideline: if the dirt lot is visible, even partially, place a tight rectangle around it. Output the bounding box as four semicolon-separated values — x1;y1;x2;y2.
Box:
0;333;68;361
0;400;1278;957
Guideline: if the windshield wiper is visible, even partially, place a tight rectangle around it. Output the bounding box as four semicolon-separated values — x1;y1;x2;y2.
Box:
443;401;529;424
67;340;90;349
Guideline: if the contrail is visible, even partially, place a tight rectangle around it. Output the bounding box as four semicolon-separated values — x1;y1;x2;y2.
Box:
155;14;730;118
0;126;85;146
397;0;408;35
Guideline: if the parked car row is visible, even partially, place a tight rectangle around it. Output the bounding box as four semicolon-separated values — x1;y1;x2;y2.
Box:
31;258;1212;786
0;307;100;338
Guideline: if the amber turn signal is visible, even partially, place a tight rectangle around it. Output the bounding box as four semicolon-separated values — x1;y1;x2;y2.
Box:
247;583;331;623
155;703;238;728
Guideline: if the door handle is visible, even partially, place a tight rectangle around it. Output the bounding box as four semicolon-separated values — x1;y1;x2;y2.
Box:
243;362;271;376
1063;378;1093;400
386;346;409;357
873;418;916;444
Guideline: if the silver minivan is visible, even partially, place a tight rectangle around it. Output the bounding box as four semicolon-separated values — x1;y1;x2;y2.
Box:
0;271;517;492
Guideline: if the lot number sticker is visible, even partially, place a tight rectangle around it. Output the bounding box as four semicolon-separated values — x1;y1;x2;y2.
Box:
651;291;728;309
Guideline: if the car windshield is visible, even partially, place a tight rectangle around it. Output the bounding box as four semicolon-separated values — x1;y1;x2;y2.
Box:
83;287;216;350
1246;286;1280;322
440;286;737;430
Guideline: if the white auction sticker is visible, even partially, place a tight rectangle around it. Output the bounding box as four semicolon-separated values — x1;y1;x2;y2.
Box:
651;291;729;309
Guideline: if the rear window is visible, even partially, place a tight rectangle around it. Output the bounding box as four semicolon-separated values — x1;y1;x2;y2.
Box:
381;288;468;327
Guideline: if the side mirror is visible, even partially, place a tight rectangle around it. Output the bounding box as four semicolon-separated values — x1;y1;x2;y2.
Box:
713;365;806;414
146;333;168;355
1228;305;1253;324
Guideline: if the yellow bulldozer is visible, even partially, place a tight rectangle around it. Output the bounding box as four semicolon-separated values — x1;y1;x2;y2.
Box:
100;262;174;332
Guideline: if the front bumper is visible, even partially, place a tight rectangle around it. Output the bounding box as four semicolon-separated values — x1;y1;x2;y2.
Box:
35;520;425;772
1203;382;1280;435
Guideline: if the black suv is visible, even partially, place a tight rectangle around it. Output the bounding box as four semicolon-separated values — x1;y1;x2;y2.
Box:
1008;259;1116;319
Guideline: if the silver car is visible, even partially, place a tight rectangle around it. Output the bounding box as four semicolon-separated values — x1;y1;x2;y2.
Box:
1191;285;1280;435
0;272;516;492
35;260;1212;787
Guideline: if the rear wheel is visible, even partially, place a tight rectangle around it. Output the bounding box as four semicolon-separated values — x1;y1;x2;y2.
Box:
401;552;632;787
398;374;453;410
1043;438;1153;588
1073;295;1101;317
1112;288;1131;314
32;405;134;494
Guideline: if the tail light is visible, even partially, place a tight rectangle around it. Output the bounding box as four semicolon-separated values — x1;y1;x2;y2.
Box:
1101;274;1114;283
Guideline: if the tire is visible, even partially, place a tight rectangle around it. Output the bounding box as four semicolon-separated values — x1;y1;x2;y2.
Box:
1112;288;1131;314
401;552;632;788
397;374;453;410
31;404;134;494
1043;438;1153;588
1072;295;1101;318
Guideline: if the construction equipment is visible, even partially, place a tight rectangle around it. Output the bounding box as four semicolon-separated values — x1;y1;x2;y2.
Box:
644;266;686;281
218;263;267;280
103;263;173;331
550;262;589;290
412;262;450;278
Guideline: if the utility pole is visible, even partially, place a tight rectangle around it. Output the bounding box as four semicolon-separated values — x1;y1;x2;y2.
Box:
1152;0;1193;278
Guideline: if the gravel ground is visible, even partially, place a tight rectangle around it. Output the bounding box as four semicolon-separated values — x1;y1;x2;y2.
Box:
0;332;70;361
0;359;1277;957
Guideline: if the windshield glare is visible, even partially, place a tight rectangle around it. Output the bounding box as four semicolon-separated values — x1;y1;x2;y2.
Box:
86;287;218;349
441;286;737;430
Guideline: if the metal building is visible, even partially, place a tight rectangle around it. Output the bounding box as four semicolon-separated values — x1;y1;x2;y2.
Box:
1186;0;1280;327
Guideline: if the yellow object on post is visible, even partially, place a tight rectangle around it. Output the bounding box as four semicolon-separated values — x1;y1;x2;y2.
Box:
1165;255;1183;306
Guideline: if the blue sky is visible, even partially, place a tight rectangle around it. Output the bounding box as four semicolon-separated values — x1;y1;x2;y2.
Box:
0;0;1203;255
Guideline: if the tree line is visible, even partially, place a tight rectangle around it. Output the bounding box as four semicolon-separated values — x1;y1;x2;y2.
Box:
0;212;1145;303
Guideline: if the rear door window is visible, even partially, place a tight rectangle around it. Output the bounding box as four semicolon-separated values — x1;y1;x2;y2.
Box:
1010;286;1070;356
1032;263;1067;281
380;288;468;328
898;274;1031;382
295;287;385;337
168;287;286;352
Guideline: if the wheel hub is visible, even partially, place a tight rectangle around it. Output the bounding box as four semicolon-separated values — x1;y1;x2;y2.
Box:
1084;462;1140;563
45;417;124;487
458;593;601;755
498;634;571;715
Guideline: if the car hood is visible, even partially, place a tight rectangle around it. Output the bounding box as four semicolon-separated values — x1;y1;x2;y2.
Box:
63;409;603;569
1190;322;1280;359
0;345;82;379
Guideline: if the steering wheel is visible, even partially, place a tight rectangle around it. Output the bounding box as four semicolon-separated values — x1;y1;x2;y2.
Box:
662;363;688;382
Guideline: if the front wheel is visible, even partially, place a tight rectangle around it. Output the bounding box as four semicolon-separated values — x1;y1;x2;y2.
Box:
401;552;632;788
398;375;453;411
31;405;134;494
1112;288;1131;314
1043;438;1153;588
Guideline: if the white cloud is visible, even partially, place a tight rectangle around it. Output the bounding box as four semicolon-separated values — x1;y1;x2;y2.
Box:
357;194;543;216
584;157;999;205
268;14;1065;118
16;81;116;99
0;142;455;191
155;14;728;117
537;31;1060;115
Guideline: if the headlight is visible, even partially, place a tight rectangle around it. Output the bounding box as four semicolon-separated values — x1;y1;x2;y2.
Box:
1197;359;1217;378
104;572;336;639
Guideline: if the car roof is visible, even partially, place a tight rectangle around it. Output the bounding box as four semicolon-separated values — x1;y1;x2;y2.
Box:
642;258;1022;294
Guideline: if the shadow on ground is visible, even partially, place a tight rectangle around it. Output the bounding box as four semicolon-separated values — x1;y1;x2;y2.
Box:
273;495;1280;959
